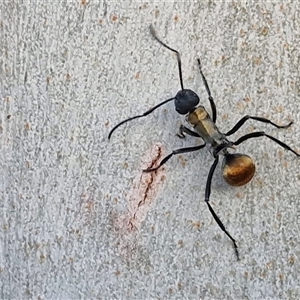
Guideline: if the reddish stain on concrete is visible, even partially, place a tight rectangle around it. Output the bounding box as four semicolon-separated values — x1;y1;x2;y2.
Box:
113;144;166;257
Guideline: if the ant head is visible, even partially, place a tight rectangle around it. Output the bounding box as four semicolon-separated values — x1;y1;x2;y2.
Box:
222;153;256;186
175;89;200;115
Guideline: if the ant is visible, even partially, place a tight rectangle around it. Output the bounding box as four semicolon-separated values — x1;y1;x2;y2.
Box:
108;25;300;260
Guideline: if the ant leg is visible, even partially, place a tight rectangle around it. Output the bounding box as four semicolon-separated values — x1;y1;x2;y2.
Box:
108;97;175;140
232;131;300;157
205;156;240;260
225;115;293;136
150;25;184;90
177;124;201;138
143;143;206;172
197;59;217;123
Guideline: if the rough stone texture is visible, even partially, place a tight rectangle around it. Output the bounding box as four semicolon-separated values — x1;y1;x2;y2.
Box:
1;1;300;299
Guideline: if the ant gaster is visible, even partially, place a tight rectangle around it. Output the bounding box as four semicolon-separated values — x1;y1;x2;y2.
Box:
108;25;300;260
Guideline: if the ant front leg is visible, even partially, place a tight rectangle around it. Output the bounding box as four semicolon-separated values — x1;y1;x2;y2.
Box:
197;59;217;123
177;124;201;138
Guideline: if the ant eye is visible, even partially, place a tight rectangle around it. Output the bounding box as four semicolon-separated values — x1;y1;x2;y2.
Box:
175;89;199;115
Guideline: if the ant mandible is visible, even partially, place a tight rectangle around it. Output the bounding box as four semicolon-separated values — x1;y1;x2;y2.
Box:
108;25;300;260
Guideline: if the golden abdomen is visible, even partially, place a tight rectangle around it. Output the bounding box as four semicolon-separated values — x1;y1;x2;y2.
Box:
222;153;256;186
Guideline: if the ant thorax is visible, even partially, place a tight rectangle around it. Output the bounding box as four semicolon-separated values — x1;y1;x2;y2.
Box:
186;106;229;148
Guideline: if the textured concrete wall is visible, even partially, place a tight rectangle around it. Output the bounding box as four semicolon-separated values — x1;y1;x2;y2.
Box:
1;1;300;299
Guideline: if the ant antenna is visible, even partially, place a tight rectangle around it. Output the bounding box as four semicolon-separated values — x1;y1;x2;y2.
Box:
149;25;184;90
108;96;175;140
108;25;199;139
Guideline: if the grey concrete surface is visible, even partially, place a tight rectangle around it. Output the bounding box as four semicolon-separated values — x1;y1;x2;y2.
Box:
1;1;300;299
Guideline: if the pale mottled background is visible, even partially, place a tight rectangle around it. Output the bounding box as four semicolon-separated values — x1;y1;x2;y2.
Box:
1;1;300;299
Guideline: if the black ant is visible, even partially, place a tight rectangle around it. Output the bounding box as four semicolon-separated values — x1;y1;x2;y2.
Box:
108;25;300;260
